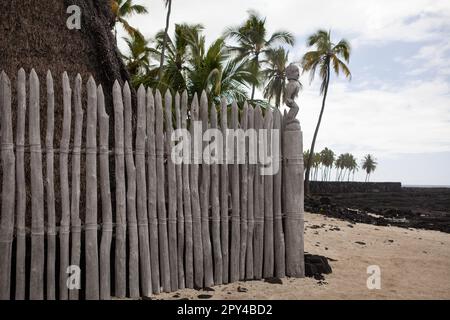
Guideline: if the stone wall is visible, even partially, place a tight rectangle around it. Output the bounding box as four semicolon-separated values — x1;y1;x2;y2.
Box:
310;182;402;194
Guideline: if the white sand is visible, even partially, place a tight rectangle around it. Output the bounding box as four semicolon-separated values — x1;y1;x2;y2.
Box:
155;212;450;300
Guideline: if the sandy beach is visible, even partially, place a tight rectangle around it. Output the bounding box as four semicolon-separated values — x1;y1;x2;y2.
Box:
155;212;450;300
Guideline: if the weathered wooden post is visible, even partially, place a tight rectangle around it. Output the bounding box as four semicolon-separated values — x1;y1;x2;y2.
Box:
174;93;185;289
253;106;264;279
146;89;161;293
239;103;249;280
263;109;274;278
98;85;113;300
70;75;83;300
210;104;223;285
181;91;194;289
123;82;139;298
59;72;72;300
136;85;152;297
85;77;100;299
190;94;204;288
229;101;241;283
245;106;255;280
113;81;127;298
29;69;45;300
273;109;286;278
45;71;56;300
200;91;214;288
165;91;179;291
155;90;171;292
220;98;229;284
15;69;27;300
0;71;15;300
283;64;305;277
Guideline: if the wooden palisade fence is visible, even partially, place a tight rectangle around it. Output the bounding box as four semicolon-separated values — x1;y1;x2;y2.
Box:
0;69;304;300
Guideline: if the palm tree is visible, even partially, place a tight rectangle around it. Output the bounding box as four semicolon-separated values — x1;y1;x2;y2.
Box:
122;32;157;86
362;154;377;182
262;47;300;107
111;0;148;42
335;154;345;181
154;23;205;91
187;38;255;105
302;30;351;194
157;0;173;82
225;11;294;100
320;148;335;181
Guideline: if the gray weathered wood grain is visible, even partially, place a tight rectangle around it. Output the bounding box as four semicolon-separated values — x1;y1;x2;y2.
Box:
245;106;255;280
165;91;179;291
69;74;83;300
45;71;56;300
59;72;72;300
239;103;248;280
273;109;285;278
190;94;204;288
85;77;99;299
200;91;214;287
174;92;185;289
113;81;127;298
155;90;171;292
29;69;45;300
136;85;152;297
229;101;240;283
98;85;113;300
181;91;194;289
253;106;264;279
0;72;15;300
14;69;27;300
210;104;223;285
220;98;229;284
123;82;140;298
263;109;274;278
146;89;160;294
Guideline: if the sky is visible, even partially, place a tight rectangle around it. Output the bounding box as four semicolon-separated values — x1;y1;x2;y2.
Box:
118;0;450;186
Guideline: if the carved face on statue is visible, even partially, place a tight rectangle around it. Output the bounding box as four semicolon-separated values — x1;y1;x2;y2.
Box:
285;63;301;102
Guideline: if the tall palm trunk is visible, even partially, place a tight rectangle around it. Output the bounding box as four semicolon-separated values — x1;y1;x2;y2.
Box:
158;0;172;82
305;60;330;195
250;53;260;100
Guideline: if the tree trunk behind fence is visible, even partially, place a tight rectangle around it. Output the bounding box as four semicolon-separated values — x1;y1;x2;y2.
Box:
69;75;83;300
229;102;240;283
59;72;72;300
15;69;27;300
263;109;274;278
220;98;229;284
45;71;56;300
29;69;45;300
123;83;139;298
200;92;214;288
253;106;264;279
146;90;160;294
174;93;185;289
181;91;194;289
165;92;179;291
0;72;15;300
239;103;248;280
113;81;127;298
98;85;113;300
245;106;255;280
210;104;223;285
155;90;171;292
190;94;204;288
136;85;152;297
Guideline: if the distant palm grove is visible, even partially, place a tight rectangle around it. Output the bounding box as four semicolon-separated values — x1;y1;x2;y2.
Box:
111;0;377;186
